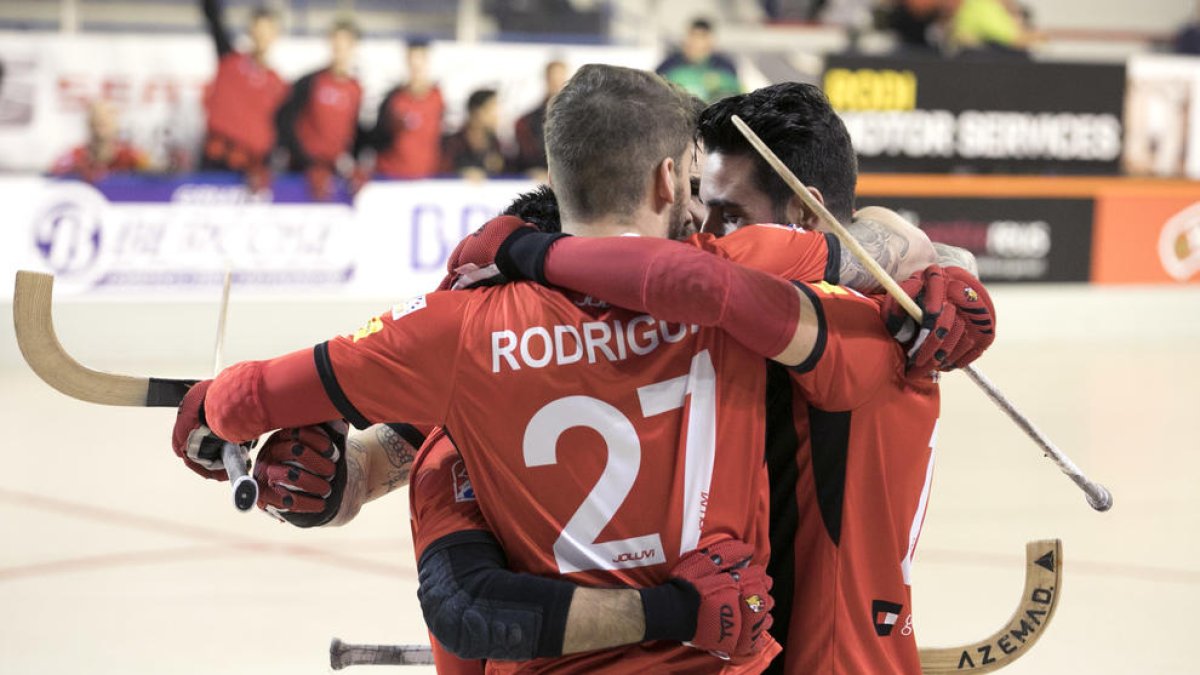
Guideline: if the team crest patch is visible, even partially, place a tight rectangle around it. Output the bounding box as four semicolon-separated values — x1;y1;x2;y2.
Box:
452;460;475;503
872;599;904;637
392;295;427;320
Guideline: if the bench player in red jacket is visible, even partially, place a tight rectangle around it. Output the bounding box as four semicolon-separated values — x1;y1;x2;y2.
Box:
199;0;287;190
275;19;364;199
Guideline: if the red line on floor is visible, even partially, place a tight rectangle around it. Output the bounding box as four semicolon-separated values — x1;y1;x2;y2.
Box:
0;486;414;581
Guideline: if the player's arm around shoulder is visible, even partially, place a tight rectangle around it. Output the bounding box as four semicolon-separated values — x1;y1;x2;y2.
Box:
777;281;901;410
838;206;937;292
696;224;840;283
321;290;472;429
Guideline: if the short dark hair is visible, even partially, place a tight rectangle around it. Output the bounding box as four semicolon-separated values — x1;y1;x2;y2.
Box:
330;17;360;38
466;88;497;115
407;37;431;51
249;6;277;22
697;82;857;222
502;185;561;233
690;18;714;32
545;64;694;222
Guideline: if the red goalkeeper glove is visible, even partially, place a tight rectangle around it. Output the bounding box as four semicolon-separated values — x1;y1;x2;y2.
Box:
437;215;542;290
641;539;774;659
171;379;228;480
882;264;996;374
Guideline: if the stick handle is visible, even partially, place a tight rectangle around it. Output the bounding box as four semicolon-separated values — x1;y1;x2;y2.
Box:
730;114;1113;513
221;442;257;512
212;267;257;512
962;365;1112;511
330;639;434;669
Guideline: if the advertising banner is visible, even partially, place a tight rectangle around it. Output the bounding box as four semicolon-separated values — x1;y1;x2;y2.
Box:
823;56;1126;175
1124;54;1200;179
865;197;1095;283
1093;189;1200;284
0;176;538;300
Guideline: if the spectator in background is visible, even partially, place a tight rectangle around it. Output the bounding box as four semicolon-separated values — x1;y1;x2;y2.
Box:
199;0;287;191
951;0;1035;54
441;88;506;180
655;18;740;103
513;59;568;179
886;0;955;51
1174;2;1200;55
276;18;364;199
367;39;445;179
51;100;149;181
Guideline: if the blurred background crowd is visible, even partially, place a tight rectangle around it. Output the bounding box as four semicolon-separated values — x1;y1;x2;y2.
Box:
0;0;1196;199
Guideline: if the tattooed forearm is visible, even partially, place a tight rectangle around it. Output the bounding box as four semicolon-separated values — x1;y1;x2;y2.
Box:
326;434;368;527
838;217;910;292
369;424;416;500
323;424;420;525
933;242;979;275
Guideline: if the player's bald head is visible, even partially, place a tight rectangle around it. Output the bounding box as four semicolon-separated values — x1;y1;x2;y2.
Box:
545;64;695;224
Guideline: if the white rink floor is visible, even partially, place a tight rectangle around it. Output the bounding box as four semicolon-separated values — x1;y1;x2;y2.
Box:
1;284;1198;674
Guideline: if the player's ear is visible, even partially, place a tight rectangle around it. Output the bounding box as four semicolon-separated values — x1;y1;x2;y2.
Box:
654;157;677;208
786;186;824;231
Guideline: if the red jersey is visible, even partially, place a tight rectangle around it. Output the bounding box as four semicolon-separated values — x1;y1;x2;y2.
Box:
690;225;940;674
323;285;780;673
374;85;445;178
204;52;288;159
780;352;938;675
409;429;488;675
290;69;362;164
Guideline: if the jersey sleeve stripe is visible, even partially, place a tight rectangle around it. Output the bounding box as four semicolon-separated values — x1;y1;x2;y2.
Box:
313;341;372;430
790;282;828;374
822;232;841;285
386;423;428;449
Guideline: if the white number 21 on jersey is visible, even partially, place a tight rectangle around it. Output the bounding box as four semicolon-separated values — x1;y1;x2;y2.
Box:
524;351;718;573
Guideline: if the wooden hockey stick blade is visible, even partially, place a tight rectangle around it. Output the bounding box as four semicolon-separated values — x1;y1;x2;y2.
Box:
329;638;435;668
919;539;1062;673
13;270;195;407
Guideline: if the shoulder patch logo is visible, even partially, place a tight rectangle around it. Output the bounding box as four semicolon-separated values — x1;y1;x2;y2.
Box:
814;280;849;296
451;460;475;503
392;295;427;320
351;316;383;342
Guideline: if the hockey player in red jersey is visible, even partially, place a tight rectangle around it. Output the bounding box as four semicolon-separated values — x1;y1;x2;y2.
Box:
692;85;994;675
169;64;835;673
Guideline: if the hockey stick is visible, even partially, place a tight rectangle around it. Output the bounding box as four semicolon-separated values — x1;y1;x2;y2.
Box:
210;268;259;512
730;115;1113;512
329;638;435;668
919;539;1062;673
324;540;1062;671
12;270;256;510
